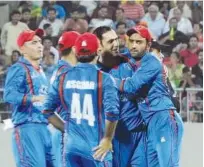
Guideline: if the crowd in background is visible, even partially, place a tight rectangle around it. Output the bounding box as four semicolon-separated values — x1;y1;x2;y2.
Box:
0;0;203;122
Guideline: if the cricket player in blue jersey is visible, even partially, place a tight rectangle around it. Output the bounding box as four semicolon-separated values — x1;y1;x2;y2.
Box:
117;25;184;167
93;26;147;167
49;31;80;167
43;32;119;167
3;29;55;167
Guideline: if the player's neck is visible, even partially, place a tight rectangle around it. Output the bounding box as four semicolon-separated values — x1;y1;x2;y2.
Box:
23;56;40;67
61;54;77;66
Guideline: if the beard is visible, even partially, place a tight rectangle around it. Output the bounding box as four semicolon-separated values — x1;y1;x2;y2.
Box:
131;50;146;61
100;50;127;68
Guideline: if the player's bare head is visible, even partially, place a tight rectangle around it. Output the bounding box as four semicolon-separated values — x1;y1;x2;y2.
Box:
93;26;119;56
74;33;99;63
58;31;80;58
17;29;44;61
126;25;152;59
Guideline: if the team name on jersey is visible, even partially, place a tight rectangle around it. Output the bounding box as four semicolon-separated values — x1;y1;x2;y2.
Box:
65;80;95;90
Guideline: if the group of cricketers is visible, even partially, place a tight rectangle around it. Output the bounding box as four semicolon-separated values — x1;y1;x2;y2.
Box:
3;24;184;167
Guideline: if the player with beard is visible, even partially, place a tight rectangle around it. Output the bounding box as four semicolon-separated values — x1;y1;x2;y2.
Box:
93;26;147;167
117;25;184;167
93;26;127;72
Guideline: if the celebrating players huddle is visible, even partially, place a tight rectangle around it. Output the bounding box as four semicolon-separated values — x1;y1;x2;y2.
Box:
3;25;184;167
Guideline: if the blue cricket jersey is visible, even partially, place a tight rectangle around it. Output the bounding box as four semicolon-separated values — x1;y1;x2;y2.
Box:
43;63;119;161
120;52;176;123
50;59;72;120
110;57;144;131
3;57;49;125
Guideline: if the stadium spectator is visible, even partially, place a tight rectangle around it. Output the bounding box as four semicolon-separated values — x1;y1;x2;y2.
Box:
42;52;56;80
91;1;116;20
79;0;97;17
193;23;203;48
159;1;171;20
191;1;203;24
63;7;88;34
168;52;185;89
42;36;59;64
10;50;21;64
142;5;166;39
114;8;135;30
42;1;66;20
168;1;192;20
18;1;42;19
21;8;37;30
163;8;193;35
180;35;200;68
43;23;53;37
192;49;203;87
39;7;63;37
1;10;29;65
116;22;127;52
89;6;114;29
158;17;188;55
119;1;145;23
66;1;87;16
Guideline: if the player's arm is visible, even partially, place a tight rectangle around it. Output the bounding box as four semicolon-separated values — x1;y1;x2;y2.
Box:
93;74;119;161
4;66;33;105
120;55;161;94
3;66;46;106
43;75;65;132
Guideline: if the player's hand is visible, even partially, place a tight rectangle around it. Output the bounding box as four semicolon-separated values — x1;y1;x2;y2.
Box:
92;137;113;162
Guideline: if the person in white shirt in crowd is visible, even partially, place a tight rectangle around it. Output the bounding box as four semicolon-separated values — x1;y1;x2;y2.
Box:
42;36;59;64
114;7;135;30
168;1;192;21
163;8;193;35
39;7;63;37
89;6;114;29
1;10;29;65
79;0;97;17
142;5;166;39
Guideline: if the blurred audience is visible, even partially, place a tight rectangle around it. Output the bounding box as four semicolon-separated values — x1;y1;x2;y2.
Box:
1;10;28;65
39;7;63;37
163;8;193;35
142;5;166;39
120;1;145;23
42;36;59;64
168;52;185;89
180;35;200;68
114;8;135;30
89;6;114;28
42;1;66;20
168;1;192;20
21;8;37;30
63;7;89;34
42;52;56;81
193;23;203;48
79;0;97;17
92;1;116;20
191;1;203;24
158;17;188;55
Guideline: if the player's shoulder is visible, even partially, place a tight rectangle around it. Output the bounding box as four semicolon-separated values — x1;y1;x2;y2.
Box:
8;61;26;73
143;52;161;66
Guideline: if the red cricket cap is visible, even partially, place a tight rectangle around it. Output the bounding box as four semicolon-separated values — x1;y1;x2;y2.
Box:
127;25;152;42
74;33;99;57
17;29;44;47
58;31;80;51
